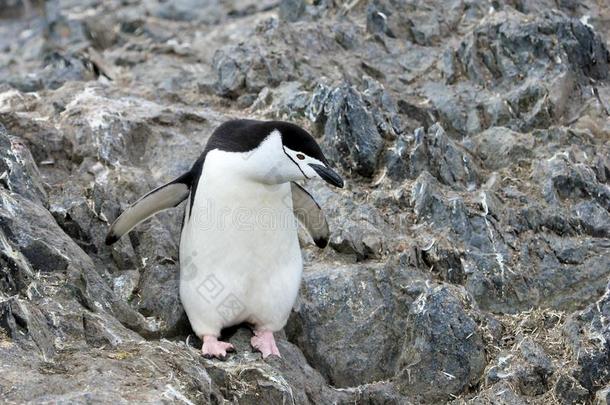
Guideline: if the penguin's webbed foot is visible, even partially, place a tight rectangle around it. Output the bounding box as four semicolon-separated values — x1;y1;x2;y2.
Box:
201;335;235;360
251;330;281;359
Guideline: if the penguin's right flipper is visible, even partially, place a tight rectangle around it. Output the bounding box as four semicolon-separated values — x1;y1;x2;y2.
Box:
105;174;191;245
290;182;329;248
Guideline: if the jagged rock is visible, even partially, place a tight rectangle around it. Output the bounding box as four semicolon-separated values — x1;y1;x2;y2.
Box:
453;12;609;85
535;154;610;209
455;381;528;404
204;327;353;403
309;82;385;178
0;340;225;403
0;125;47;206
82;312;144;348
395;284;488;402
0;111;72;170
486;338;554;396
287;262;427;387
388;123;481;187
279;0;305;22
563;283;610;398
410;124;480;187
0;297;56;358
212;43;295;99
251;81;310;120
431;11;610;134
465;126;535;170
554;373;590;404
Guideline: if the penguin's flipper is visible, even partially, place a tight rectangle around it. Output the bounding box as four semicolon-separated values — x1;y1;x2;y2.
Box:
105;174;191;245
290;182;329;248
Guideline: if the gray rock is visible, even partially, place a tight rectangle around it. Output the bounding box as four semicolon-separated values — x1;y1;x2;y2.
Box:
0;124;47;206
407;123;481;188
287;262;426;387
83;312;144;348
204;327;353;403
251;81;310;120
459;380;528;404
428;11;610;135
554;373;590;404
310;82;385;178
466;126;535;170
535;154;610;210
563;282;610;396
0;340;224;403
279;0;305;22
147;0;223;23
0;297;56;358
395;284;487;402
486;338;554;396
212;43;295;99
366;2;395;38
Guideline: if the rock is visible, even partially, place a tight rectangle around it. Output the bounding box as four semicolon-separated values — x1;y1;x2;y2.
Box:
366;2;395;38
0;340;225;403
393;123;481;188
453;11;609;85
535;154;610;210
22;51;110;91
393;124;488;184
146;0;224;23
82;312;144;348
429;11;610;135
486;338;554;396
0;124;47;206
563;283;610;397
466;127;535;170
204;327;353;403
573;200;610;238
112;270;139;301
395;284;488;402
212;43;295;99
309;82;385;178
0;187;160;337
554;373;590;404
251;81;310;120
0;297;56;358
287;262;427;387
328;201;386;260
456;381;528;404
279;0;305;22
0;111;72;170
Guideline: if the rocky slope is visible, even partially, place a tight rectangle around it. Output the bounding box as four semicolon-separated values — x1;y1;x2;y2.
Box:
0;0;609;403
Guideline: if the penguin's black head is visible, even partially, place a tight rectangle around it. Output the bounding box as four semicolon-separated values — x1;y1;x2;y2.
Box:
274;122;344;188
206;120;344;187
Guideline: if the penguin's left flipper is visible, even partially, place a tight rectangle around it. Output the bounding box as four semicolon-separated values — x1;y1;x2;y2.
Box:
105;174;191;245
291;182;329;248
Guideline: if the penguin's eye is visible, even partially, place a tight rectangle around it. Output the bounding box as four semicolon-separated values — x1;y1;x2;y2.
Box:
296;153;306;160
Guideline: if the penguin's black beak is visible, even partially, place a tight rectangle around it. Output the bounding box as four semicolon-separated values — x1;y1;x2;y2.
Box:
309;164;344;188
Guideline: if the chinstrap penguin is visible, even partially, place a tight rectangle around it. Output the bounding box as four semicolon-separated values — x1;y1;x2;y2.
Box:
106;119;343;359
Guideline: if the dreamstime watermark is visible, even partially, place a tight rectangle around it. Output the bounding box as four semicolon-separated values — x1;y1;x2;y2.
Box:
188;199;326;232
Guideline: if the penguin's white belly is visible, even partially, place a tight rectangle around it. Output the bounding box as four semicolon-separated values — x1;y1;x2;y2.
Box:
179;178;302;337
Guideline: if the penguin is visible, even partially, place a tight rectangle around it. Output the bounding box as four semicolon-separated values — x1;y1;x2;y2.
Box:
106;119;343;359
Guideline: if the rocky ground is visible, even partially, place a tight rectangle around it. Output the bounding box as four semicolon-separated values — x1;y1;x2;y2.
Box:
0;0;609;403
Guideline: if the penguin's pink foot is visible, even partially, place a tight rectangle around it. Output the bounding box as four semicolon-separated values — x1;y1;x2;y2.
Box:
251;330;281;359
201;335;234;360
